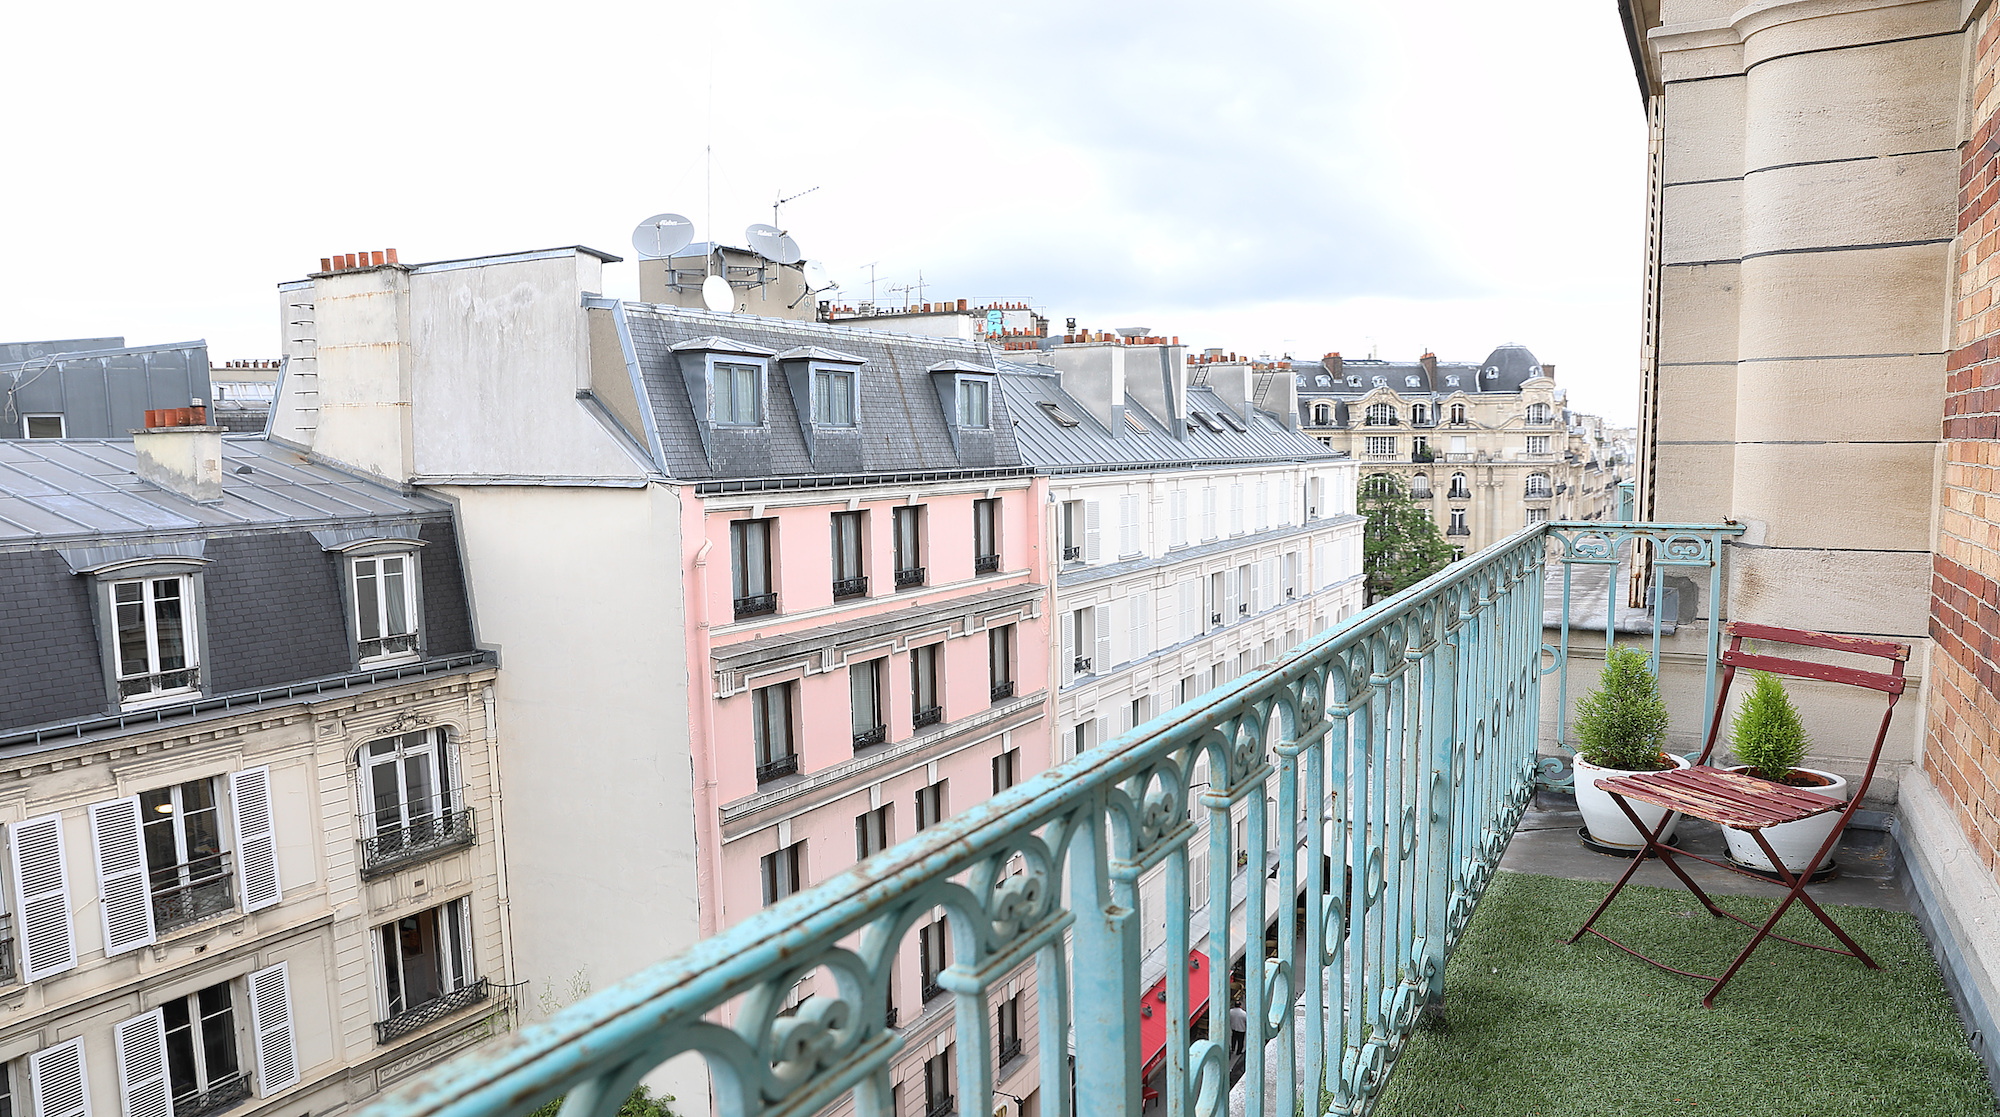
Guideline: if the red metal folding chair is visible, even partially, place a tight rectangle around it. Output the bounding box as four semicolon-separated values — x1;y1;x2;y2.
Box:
1568;621;1909;1006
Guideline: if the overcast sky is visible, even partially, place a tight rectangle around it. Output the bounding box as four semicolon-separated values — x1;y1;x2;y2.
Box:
3;2;1647;420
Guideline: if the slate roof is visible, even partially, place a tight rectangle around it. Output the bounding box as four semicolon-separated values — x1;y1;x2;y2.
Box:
622;305;1024;481
997;362;1337;471
0;436;453;547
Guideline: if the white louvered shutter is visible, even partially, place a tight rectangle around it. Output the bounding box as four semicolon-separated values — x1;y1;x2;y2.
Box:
1202;488;1217;539
1223;571;1237;623
1095;716;1109;749
248;961;301;1095
90;797;156;956
1094;604;1111;673
230;767;282;913
1170;490;1187;546
29;1038;90;1117
1255;482;1268;530
1180;582;1199;642
1084;501;1102;562
12;814;77;981
1230;485;1244;533
1134;591;1151;658
1061;609;1075;684
114;1009;171;1117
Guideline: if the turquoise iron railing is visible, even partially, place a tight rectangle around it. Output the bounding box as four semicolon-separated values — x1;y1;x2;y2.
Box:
365;520;1729;1117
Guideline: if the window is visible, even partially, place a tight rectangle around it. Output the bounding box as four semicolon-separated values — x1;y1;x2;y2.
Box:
1311;402;1333;426
1067;607;1092;676
713;361;762;425
1208;571;1225;628
1448;472;1470;499
1364;402;1397;426
1059;500;1084;561
1526;435;1550;455
731;519;776;618
113;576;198;703
353;554;418;662
1450;403;1467;424
1229;483;1244;534
856;807;892;860
832;512;867;598
893;506;925;588
1365;436;1396;456
1526;473;1551;497
1411;473;1431;498
1201;486;1217;540
919;921;949;1001
923;1047;956;1116
813;367;856;426
915;781;947;831
377;898;478;1036
850;659;886;748
973;499;1000;573
752;683;797;781
911;645;942;728
1168;488;1188;546
1129;696;1146;732
1526;402;1550;425
24;415;63;439
988;625;1014;701
1412;435;1429;455
1411;404;1429;425
1118;494;1140;555
996;995;1022;1064
761;841;804;906
1527;507;1549;524
1449;508;1468;535
141;779;229;932
992;749;1019;795
958;378;992;429
162;982;246;1114
360;728;469;872
1253;482;1268;531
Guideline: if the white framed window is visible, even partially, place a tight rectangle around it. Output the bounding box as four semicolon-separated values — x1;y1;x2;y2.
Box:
1526;435;1550;455
359;729;463;870
761;841;805;906
1365;436;1396;456
1229;483;1245;534
812;367;856;427
23;415;64;439
1169;488;1188;547
1450;403;1467;423
353;554;419;662
1364;402;1396;426
113;576;199;705
1119;494;1141;555
1449;472;1469;497
753;684;797;781
1450;508;1468;533
1527;507;1549;524
1526;473;1551;497
1411;404;1429;424
958;377;992;429
138;778;230;933
158;981;247;1111
713;360;763;426
1526;402;1550;425
376;897;475;1028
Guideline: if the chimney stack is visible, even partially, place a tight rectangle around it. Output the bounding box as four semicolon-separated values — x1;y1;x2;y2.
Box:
133;406;224;503
1419;352;1437;386
1540;363;1555;380
1322;352;1343;379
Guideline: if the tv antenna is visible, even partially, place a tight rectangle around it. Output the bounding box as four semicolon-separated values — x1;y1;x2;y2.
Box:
773;186;820;227
858;262;878;304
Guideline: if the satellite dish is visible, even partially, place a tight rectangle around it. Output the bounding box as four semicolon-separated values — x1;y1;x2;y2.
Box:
745;224;785;258
631;213;694;259
802;260;837;292
702;274;733;313
773;234;803;265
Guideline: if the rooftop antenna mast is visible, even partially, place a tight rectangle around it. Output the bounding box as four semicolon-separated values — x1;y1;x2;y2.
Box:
859;262;878;304
773;186;820;229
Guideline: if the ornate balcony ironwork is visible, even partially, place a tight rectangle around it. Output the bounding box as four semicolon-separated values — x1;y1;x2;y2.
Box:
923;1096;955;1117
733;592;777;619
151;856;234;933
895;567;927;589
362;808;477;878
1447;487;1471;500
912;705;942;729
990;681;1015;701
376;978;490;1044
1446;525;1471;536
997;1037;1022;1065
1071;655;1091;674
0;912;14;985
119;665;200;701
832;576;869;599
756;754;799;782
974;554;1000;574
364;521;1748;1117
1062;545;1082;561
921;978;944;1003
173;1073;251;1117
852;725;886;750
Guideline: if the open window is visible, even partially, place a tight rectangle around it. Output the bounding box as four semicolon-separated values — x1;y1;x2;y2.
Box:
359;728;471;876
375;897;483;1043
110;574;201;708
353;553;421;664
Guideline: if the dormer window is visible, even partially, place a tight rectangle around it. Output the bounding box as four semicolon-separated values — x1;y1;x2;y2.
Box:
714;361;764;426
1446;375;1460;387
958;378;992;429
1372;376;1388;387
1406;376;1421;387
113;576;199;703
354;554;420;663
813;367;856;427
1346;376;1361;386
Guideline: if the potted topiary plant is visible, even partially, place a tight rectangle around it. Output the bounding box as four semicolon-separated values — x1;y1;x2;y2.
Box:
1720;672;1849;873
1570;646;1690;850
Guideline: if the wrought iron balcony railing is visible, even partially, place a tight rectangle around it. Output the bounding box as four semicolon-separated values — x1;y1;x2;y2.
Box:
360;633;420;662
756;754;799;782
151;856;233;933
363;808;477;878
990;681;1015;702
997;1037;1022;1065
119;665;200;701
1062;545;1082;561
1446;525;1471;536
833;576;869;600
974;554;1000;574
733;593;778;619
913;705;943;729
923;1095;955;1117
852;725;886;750
0;912;14;985
173;1072;252;1117
366;521;1743;1117
377;978;491;1044
895;567;927;589
1447;487;1471;500
1071;655;1092;674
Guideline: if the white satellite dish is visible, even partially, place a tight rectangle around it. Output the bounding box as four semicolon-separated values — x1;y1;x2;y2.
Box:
631;213;694;259
702;274;733;313
773;234;803;265
802;260;837;292
746;223;805;265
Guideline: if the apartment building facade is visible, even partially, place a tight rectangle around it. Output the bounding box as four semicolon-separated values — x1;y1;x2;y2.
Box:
0;432;509;1117
1294;346;1626;554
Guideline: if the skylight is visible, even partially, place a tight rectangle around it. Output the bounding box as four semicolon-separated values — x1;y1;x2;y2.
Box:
1123;411;1149;433
1192;413;1223;433
1038;401;1080;428
1216;411;1247;433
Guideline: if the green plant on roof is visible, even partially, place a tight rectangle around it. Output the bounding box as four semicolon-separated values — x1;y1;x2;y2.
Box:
1572;647;1672;771
1732;671;1811;781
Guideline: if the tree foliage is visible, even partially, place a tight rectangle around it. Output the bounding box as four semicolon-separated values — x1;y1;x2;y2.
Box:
1731;671;1811;780
529;1086;678;1117
1359;476;1456;603
1572;647;1672;771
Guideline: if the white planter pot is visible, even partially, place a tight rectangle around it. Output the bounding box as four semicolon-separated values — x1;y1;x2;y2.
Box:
1720;766;1850;873
1573;753;1692;850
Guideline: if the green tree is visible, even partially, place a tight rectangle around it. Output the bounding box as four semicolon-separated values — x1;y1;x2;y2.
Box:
1731;671;1810;780
1572;646;1673;771
528;1085;678;1117
1359;475;1456;603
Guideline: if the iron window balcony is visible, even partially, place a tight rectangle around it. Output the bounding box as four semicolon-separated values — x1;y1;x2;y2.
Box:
895;567;927;589
833;576;869;600
921;978;944;1003
990;681;1015;702
173;1074;251;1117
119;666;200;701
360;632;419;661
853;725;886;750
1526;488;1552;500
756;754;800;782
998;1038;1023;1065
974;554;1000;575
884;1006;899;1029
1411;488;1432;499
1072;656;1092;675
376;977;491;1044
1446;526;1471;536
913;705;943;729
1239;603;1250;614
1447;488;1472;500
1063;545;1082;561
1211;613;1223;625
361;807;477;879
0;912;13;985
1364;417;1400;426
924;1097;955;1117
734;592;778;619
151;856;234;934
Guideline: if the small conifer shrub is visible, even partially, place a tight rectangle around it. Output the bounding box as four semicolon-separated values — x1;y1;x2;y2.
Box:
1572;647;1672;772
1731;671;1811;781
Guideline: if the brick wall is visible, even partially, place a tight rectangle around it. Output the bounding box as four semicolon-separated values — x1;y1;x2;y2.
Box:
1933;7;2000;869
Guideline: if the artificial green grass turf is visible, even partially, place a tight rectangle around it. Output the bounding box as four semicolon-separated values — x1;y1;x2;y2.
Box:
1372;870;1992;1117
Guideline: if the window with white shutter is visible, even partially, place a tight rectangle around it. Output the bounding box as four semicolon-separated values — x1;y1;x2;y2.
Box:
29;1038;89;1117
1169;490;1188;547
1061;608;1076;683
1119;495;1140;555
89;797;156;956
1094;604;1111;673
1201;487;1217;540
11;814;76;982
1084;501;1102;562
1229;484;1244;534
1133;590;1150;658
229;768;281;913
1179;583;1199;643
1255;482;1269;531
248;961;300;1095
114;1009;171;1117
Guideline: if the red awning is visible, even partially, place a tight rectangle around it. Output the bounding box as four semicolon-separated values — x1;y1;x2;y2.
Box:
1139;950;1211;1079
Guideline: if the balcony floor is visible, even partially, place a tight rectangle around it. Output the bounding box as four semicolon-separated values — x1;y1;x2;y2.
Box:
1372;795;1991;1115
